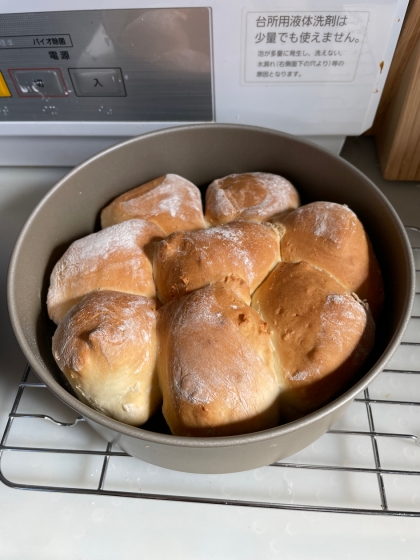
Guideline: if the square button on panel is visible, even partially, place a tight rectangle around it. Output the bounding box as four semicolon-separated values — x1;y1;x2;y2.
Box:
69;68;126;97
9;69;68;97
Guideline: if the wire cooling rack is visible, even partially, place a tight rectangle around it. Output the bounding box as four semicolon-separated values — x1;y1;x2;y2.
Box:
1;227;419;517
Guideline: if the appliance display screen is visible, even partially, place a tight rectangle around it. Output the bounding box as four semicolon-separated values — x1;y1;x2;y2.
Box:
0;9;214;122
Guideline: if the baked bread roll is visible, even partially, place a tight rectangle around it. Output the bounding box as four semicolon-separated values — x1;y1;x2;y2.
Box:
279;202;384;319
47;166;383;437
153;220;281;304
52;291;161;426
252;261;375;420
205;172;300;226
157;278;282;437
101;174;206;234
47;219;165;324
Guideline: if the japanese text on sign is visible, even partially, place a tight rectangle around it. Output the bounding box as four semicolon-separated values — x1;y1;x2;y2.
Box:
255;14;349;27
244;12;368;83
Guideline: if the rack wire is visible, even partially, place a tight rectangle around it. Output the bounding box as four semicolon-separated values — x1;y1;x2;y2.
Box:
1;226;419;516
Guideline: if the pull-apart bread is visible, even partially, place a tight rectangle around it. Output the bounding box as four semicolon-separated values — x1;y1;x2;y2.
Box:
48;172;383;437
47;219;165;324
252;262;375;420
52;291;161;426
205;172;300;226
153;220;281;304
101;174;206;234
279;202;384;319
157;279;282;437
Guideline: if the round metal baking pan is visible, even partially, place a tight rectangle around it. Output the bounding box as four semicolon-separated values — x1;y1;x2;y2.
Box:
7;124;415;474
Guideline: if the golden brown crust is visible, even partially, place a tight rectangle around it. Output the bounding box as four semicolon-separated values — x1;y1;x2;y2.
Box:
48;172;383;436
52;291;162;426
157;279;282;437
205;172;300;226
153;220;281;304
101;174;206;234
47;219;165;324
252;261;375;420
279;202;384;319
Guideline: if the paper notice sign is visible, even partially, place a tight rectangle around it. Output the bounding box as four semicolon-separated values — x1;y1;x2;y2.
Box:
243;11;369;83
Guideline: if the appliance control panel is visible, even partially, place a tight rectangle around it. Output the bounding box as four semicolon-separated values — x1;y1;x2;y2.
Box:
0;9;214;122
0;1;409;166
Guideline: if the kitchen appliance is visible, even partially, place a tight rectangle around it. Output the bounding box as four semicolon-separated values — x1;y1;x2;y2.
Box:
1;1;419;557
0;0;410;165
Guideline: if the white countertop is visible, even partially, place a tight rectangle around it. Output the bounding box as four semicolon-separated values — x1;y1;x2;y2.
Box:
0;137;419;559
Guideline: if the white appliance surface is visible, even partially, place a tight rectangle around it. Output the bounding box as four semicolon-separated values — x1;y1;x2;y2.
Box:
0;0;410;165
0;136;419;558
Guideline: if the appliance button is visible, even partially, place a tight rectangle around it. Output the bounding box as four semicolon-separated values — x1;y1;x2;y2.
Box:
0;71;12;97
69;68;126;97
9;69;68;97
